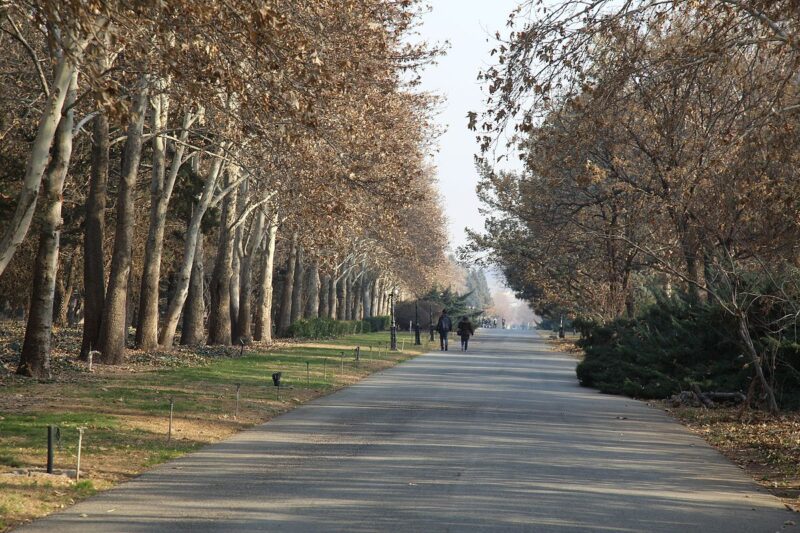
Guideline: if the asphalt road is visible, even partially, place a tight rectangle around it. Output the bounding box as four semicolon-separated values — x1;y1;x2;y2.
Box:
19;329;792;532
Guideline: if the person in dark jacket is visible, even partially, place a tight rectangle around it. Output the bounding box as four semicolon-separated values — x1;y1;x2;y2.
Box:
456;316;475;351
436;309;453;351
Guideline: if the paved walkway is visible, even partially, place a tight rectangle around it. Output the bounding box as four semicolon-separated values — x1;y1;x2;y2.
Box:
20;330;791;532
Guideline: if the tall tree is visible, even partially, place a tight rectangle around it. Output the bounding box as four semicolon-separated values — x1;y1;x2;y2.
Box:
97;83;148;365
17;72;77;378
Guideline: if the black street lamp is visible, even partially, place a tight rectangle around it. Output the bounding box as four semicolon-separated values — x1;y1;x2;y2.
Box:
414;300;421;345
390;289;397;351
429;304;435;341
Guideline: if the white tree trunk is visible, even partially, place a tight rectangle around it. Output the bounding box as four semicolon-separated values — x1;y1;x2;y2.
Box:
254;213;279;342
135;89;172;350
17;72;77;377
0;56;76;277
159;149;227;347
235;207;265;343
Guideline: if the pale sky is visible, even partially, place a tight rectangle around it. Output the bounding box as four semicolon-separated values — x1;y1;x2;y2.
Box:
417;0;524;251
416;1;536;324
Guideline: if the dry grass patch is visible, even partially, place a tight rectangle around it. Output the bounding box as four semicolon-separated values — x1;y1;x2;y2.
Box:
544;332;583;358
0;326;430;531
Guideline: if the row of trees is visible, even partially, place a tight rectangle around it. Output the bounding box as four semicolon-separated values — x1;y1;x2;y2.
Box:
468;1;800;412
0;1;449;379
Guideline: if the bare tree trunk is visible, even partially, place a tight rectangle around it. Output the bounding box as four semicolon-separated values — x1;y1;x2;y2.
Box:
319;273;330;319
17;73;77;378
229;181;248;336
180;232;205;345
254;214;278;342
54;252;76;326
328;270;337;319
345;274;355;320
336;272;347;320
61;257;77;326
0;55;77;277
291;246;305;323
235;209;265;343
81;111;109;359
159;149;227;347
737;312;779;414
207;169;239;346
351;274;362;320
304;259;320;318
277;232;298;336
54;276;66;326
379;286;388;316
372;277;381;316
97;83;148;365
135;91;168;349
362;276;372;319
674;216;700;305
125;269;136;336
136;101;192;350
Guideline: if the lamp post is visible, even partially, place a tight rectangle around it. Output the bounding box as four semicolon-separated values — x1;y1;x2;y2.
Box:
414;300;421;345
390;289;397;351
429;305;435;341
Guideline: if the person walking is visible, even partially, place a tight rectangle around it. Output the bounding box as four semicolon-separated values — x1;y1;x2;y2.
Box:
456;315;475;351
436;309;453;351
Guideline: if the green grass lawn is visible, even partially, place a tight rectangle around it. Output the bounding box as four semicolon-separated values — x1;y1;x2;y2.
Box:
0;330;430;532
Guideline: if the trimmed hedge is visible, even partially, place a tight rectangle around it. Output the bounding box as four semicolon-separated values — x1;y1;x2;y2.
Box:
287;316;390;339
364;315;391;332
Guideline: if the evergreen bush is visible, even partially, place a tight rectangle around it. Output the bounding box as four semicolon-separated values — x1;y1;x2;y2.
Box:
575;297;749;399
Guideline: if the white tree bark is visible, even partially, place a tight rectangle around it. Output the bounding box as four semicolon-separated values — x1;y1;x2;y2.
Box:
235;208;265;342
0;55;76;277
17;71;77;377
254;212;279;342
159;146;228;347
135;89;172;349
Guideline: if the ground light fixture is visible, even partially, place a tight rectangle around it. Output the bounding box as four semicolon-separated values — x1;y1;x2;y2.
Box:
272;372;282;400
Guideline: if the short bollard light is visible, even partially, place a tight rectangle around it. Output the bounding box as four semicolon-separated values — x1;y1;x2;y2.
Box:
46;425;61;474
272;372;282;400
239;337;246;357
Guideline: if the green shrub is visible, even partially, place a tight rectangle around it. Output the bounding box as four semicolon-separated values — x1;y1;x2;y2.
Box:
364;315;391;332
287;317;374;339
72;480;96;498
575;297;749;400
